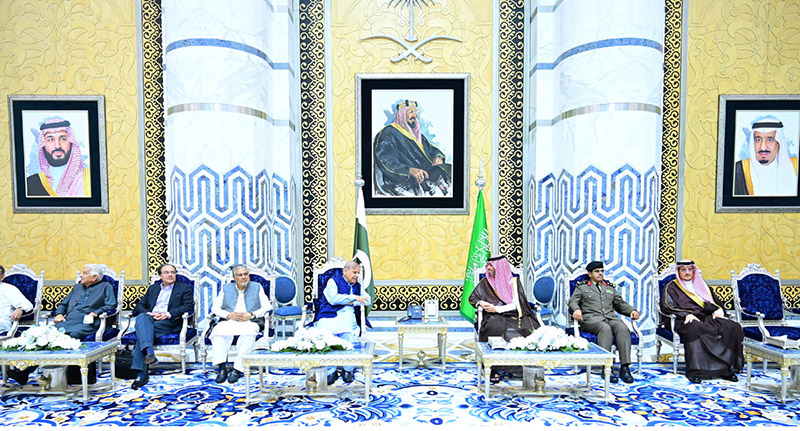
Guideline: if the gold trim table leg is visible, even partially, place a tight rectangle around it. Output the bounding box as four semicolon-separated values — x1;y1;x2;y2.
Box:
484;366;491;399
109;353;116;390
398;331;404;371
745;354;753;390
438;332;446;371
781;366;789;403
245;367;251;404
585;365;591;388
81;366;89;402
364;364;372;405
603;364;611;401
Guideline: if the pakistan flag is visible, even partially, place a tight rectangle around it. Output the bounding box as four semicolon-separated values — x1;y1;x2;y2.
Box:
353;187;376;315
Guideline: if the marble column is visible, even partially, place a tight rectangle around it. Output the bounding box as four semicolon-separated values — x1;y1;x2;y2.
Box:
163;0;297;316
526;0;663;342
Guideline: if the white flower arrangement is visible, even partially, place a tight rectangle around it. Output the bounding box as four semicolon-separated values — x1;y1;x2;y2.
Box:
1;324;83;351
506;325;589;352
270;327;353;353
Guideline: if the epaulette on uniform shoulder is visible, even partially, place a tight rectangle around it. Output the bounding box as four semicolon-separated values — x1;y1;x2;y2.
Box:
576;280;590;286
604;280;616;288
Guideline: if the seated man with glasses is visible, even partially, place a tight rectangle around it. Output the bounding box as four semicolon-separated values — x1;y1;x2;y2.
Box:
129;264;194;389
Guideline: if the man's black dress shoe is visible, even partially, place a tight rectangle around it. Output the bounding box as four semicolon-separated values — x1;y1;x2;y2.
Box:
131;375;149;390
619;364;634;384
719;373;738;382
342;370;354;383
687;375;702;384
602;371;619;384
327;370;340;385
227;369;241;384
144;354;158;365
215;368;228;384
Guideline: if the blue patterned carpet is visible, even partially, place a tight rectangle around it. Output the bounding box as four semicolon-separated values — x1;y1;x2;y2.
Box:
0;363;798;427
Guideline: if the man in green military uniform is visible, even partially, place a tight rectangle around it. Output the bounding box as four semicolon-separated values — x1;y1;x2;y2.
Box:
568;261;640;384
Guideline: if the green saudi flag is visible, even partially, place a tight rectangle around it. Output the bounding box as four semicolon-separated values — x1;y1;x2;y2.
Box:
460;189;491;323
353;187;376;315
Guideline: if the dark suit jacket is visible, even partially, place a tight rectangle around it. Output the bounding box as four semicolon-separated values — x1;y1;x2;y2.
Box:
133;281;194;332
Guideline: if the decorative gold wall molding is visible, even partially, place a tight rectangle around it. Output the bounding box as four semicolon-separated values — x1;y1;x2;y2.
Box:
1;0;150;306
682;0;800;278
299;0;329;303
708;284;733;311
496;0;525;267
142;0;167;284
659;0;682;272
375;285;461;311
327;1;495;309
708;284;800;311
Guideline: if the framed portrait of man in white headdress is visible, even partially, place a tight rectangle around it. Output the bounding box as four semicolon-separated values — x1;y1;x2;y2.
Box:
9;95;108;213
356;74;469;215
716;95;800;212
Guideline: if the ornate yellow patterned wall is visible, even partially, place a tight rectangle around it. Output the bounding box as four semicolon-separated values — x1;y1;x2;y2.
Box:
0;1;144;280
330;1;493;280
683;0;800;279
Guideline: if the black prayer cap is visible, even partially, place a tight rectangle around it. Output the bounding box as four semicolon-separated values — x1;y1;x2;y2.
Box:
585;261;604;272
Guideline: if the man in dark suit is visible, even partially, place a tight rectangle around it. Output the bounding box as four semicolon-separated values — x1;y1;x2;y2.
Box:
130;264;194;389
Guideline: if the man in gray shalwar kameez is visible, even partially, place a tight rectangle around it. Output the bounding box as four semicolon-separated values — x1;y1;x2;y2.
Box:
7;264;116;385
52;264;117;339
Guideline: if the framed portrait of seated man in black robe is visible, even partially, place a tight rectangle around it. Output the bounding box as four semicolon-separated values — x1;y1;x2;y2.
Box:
356;74;469;215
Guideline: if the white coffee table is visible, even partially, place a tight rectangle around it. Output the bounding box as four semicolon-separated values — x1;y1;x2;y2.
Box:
0;340;118;402
744;340;800;403
241;340;375;404
475;341;615;401
396;316;448;371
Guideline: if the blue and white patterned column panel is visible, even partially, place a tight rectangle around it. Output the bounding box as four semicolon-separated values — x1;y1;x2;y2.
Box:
526;0;664;344
163;0;295;318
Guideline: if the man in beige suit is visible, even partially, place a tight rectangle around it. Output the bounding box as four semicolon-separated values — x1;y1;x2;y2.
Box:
568;261;640;384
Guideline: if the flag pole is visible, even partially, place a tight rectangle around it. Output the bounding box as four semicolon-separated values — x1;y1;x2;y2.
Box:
460;158;491;323
476;157;486;190
353;175;375;315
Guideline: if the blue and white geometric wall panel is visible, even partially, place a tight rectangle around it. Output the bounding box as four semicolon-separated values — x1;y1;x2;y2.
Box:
163;0;297;320
167;167;293;318
271;174;293;276
532;165;660;343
